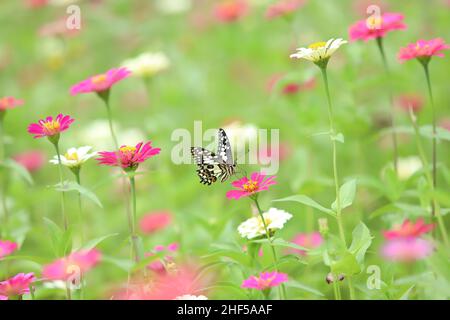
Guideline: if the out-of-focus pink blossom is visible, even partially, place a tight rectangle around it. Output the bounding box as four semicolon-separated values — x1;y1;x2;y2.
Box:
139;211;172;234
242;272;288;290
214;0;248;23
0;96;24;111
0;273;35;298
39;18;80;38
12;150;46;172
398;38;449;62
395;93;424;113
290;232;323;256
383;218;434;240
349;12;406;42
0;240;18;259
265;0;306;20
382;238;434;262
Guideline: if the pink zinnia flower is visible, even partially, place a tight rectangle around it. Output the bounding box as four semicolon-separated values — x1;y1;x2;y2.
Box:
12;150;46;172
290;232;323;256
265;0;306;20
97;141;160;171
42;249;101;281
395;93;424;113
0;96;24;111
70;67;131;96
0;240;18;259
226;172;277;200
27;114;75;139
139;211;172;234
398;38;450;62
242;272;288;290
214;0;248;23
0;273;35;298
349;12;406;42
382;238;434;262
383;218;435;240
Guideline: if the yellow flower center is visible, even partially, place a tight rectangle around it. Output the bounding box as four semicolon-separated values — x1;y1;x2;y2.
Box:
43;120;60;134
65;152;79;161
366;16;383;29
92;74;107;85
243;180;258;193
308;41;327;50
119;145;136;154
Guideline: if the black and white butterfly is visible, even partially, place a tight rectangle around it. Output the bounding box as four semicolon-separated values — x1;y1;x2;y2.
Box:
191;128;237;185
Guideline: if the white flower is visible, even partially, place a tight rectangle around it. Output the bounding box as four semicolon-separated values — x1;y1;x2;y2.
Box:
238;208;293;239
174;294;208;300
155;0;192;14
222;121;258;155
290;38;347;63
397;156;422;181
122;52;170;78
50;146;96;168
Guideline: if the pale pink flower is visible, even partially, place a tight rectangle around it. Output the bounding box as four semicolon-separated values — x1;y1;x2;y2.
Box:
39;18;80;38
70;67;131;96
383;218;434;240
226;172;277;200
290;232;323;256
214;0;248;23
13;150;46;172
0;96;24;111
27;114;75;139
0;273;35;298
382;238;434;262
349;12;406;42
0;240;18;259
265;0;306;20
398;38;450;62
139;211;172;234
42;249;101;281
395;93;424;113
242;272;288;290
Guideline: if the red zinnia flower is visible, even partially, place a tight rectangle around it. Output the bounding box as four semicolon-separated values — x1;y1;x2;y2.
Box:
226;172;277;200
383;218;435;240
27;114;75;139
398;38;449;63
97;141;160;171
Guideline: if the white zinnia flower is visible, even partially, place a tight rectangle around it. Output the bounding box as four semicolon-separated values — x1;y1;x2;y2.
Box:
396;156;423;181
290;38;347;64
50;146;96;168
122;52;170;78
238;208;293;239
174;294;208;300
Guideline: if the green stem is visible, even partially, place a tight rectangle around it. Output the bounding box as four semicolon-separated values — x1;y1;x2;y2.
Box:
376;37;398;173
129;176;140;262
104;98;119;150
320;67;355;300
408;110;449;246
74;168;85;242
253;197;287;300
54;143;68;230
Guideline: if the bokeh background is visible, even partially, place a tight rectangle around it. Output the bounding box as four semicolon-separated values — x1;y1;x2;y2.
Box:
0;0;449;299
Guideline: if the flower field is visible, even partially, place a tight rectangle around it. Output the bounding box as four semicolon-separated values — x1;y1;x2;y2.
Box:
0;0;449;301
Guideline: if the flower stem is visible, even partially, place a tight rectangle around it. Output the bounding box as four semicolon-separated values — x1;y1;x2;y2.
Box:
408;110;449;246
320;67;355;300
422;62;437;216
253;197;287;300
74;168;85;242
54;142;68;230
104;99;119;150
376;37;398;173
129;176;140;263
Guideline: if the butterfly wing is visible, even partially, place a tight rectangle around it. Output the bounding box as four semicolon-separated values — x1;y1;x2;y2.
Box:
216;128;234;165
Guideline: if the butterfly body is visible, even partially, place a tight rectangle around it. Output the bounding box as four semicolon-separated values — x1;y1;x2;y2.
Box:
191;128;236;185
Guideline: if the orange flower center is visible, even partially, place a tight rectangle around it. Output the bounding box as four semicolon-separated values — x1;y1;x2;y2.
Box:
120;145;136;155
243;180;258;193
43;120;60;135
92;74;107;85
308;41;327;50
366;16;383;30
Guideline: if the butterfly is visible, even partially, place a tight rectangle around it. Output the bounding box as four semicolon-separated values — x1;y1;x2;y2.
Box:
191;128;237;185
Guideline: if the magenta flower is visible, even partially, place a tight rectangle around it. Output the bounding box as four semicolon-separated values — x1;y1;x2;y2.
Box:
12;150;46;173
27;114;75;139
0;240;18;259
0;273;35;299
70;67;131;96
214;0;248;23
383;218;434;240
97;141;160;171
226;172;277;200
139;211;172;234
382;238;434;262
0;96;24;111
398;38;449;62
290;232;323;256
349;12;406;42
242;272;288;290
42;249;101;281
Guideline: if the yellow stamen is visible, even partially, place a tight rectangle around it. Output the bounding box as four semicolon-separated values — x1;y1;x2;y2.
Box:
43;120;60;134
243;180;258;193
366;16;383;29
65;152;79;161
308;41;327;50
120;146;136;154
92;74;107;84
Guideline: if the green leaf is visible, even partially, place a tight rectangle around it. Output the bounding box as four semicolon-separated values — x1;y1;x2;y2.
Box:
79;233;118;251
43;217;72;257
53;181;103;208
348;222;373;265
420;125;450;141
332;132;345;143
285;280;324;297
273;195;336;217
250;238;310;253
399;285;415;300
332;179;356;211
1;159;33;185
331;252;361;276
